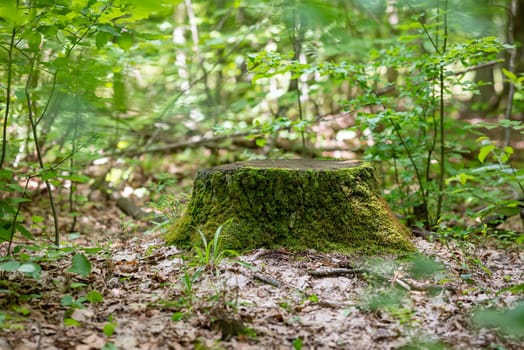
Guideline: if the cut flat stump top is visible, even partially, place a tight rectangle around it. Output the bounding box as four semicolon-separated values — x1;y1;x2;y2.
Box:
209;159;363;171
167;159;414;254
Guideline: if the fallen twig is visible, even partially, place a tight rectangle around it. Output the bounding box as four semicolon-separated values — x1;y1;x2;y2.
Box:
308;268;370;277
252;273;283;288
313;300;356;309
309;267;456;293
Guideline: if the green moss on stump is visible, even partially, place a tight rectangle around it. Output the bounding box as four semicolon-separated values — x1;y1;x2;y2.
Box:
166;159;414;254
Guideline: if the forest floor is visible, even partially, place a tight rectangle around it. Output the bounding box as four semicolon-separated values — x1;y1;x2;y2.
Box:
1;199;524;350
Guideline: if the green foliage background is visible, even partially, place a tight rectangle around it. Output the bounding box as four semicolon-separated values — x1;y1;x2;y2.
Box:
0;0;523;244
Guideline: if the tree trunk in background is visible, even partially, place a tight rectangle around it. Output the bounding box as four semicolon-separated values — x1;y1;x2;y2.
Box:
515;0;524;121
515;0;524;74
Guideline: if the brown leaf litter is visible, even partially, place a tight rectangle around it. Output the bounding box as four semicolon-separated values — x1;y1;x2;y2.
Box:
1;233;523;350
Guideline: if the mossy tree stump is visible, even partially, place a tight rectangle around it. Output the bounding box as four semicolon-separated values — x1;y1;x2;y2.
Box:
167;159;414;254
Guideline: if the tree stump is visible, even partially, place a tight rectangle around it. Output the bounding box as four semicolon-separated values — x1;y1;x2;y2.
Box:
167;159;414;254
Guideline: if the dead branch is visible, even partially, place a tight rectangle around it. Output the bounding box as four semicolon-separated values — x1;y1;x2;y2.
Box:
116;197;148;220
252;273;283;288
313;300;357;309
308;268;455;293
115;132;253;158
308;268;369;277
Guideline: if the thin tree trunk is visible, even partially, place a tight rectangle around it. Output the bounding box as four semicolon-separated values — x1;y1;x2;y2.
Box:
503;0;517;146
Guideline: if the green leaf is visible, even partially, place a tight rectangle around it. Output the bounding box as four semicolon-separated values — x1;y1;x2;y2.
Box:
123;0;167;21
171;312;185;321
446;173;476;185
478;144;495;163
103;322;116;337
502;68;518;82
17;263;36;274
61;174;91;183
67;254;91;276
40;169;57;181
307;294;319;302
0;0;18;26
16;223;34;240
87;290;103;304
473;303;524;338
51;57;68;69
26;31;42;52
73;297;87;309
0;226;11;242
81;247;103;255
499;283;524;295
5;195;30;204
67;232;81;240
95;31;113;49
70;282;87;289
102;343;118;350
0;260;21;272
255;138;266;147
407;254;445;280
61;294;74;307
64;317;81;327
71;0;88;11
292;338;304;350
32;215;44;223
18;262;41;279
0;223;12;238
117;32;134;50
13;305;30;316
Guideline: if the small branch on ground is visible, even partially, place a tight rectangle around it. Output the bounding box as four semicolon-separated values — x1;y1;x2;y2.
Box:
309;268;456;293
253;273;283;288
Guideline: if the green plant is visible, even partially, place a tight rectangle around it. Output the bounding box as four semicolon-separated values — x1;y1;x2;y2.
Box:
193;223;238;273
67;253;92;277
61;289;104;328
87;290;104;304
403;254;447;281
473;302;524;339
0;245;94;296
499;283;524;296
61;294;87;309
147;173;184;224
442;118;524;234
0;243;100;332
0;309;27;331
278;298;294;313
247;2;506;230
360;287;403;312
354;38;505;228
292;337;304;350
179;268;202;309
0;0;115;246
0;259;41;279
360;287;414;324
102;343;118;350
171;311;185;321
0;0;184;249
102;315;118;349
398;340;447;350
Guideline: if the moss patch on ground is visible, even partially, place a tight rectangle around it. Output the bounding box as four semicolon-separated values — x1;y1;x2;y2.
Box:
166;159;415;255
